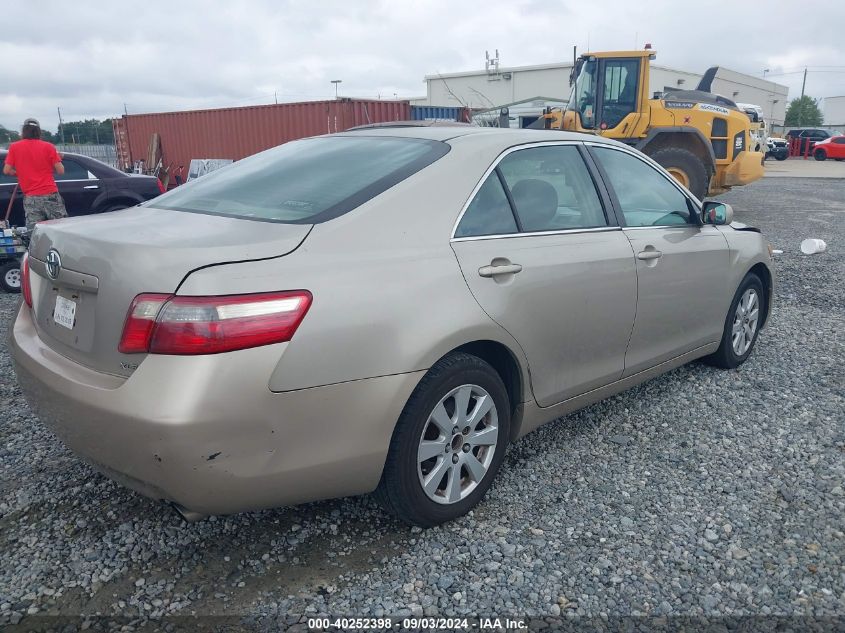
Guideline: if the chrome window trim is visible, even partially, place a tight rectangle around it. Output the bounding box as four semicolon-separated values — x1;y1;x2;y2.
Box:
449;140;609;241
452;225;622;243
622;225;693;231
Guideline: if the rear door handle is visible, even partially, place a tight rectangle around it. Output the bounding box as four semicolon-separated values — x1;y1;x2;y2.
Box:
636;250;662;260
478;263;523;278
83;185;99;189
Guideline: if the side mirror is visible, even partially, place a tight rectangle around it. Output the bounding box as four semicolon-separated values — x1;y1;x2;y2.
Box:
701;201;734;225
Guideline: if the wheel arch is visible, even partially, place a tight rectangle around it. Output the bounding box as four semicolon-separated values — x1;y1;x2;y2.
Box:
748;262;773;328
444;339;526;442
97;194;143;212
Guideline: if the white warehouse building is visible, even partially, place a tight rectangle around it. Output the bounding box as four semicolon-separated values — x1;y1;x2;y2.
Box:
413;58;789;125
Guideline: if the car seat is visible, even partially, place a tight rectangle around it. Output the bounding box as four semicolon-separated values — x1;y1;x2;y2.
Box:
511;179;559;231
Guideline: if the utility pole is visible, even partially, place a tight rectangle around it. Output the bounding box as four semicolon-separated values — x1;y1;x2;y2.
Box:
798;67;807;126
57;107;65;144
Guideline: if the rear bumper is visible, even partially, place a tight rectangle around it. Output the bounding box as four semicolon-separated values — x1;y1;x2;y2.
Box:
722;150;765;187
10;303;423;515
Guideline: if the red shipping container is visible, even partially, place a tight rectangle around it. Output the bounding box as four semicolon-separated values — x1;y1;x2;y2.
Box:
112;99;410;177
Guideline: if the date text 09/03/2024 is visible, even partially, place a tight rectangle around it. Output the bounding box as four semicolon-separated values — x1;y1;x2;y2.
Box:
306;617;527;630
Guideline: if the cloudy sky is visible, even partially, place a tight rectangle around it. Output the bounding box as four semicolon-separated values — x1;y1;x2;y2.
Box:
2;0;843;131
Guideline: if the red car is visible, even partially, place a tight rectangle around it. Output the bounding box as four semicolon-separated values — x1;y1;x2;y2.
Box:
812;135;845;161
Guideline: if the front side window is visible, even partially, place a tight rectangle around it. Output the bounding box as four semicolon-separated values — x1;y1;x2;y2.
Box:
592;147;693;227
151;136;449;223
497;145;607;231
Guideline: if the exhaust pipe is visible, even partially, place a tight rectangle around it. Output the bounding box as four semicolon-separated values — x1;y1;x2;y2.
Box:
170;502;207;523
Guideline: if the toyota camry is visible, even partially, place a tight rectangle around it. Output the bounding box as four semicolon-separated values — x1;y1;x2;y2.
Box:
11;127;774;526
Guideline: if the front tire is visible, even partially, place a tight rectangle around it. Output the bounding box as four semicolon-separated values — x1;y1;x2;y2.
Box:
814;149;827;161
649;147;709;199
704;273;764;369
376;352;510;527
0;261;21;293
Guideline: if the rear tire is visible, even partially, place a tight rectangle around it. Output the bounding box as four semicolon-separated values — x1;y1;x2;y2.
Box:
775;154;788;161
0;261;21;293
704;273;764;369
814;149;827;161
648;147;709;199
375;352;511;527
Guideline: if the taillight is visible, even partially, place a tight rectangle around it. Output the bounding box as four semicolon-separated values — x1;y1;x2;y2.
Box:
21;253;33;308
156;178;166;194
119;291;312;355
118;293;171;353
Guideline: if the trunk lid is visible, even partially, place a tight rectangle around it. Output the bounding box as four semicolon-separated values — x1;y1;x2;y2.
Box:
27;207;311;377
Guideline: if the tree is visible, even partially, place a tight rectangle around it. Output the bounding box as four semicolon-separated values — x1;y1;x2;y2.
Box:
784;96;823;127
0;125;20;144
57;118;114;145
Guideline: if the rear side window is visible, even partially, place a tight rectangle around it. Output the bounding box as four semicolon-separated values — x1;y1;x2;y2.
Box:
455;144;608;238
151;136;449;223
497;145;607;231
55;159;90;181
0;158;15;184
454;173;518;238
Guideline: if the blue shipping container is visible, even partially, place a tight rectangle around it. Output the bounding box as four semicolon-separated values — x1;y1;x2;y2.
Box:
410;106;463;122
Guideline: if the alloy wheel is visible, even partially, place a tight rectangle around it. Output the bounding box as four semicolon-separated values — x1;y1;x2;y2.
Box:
731;288;759;355
417;384;499;505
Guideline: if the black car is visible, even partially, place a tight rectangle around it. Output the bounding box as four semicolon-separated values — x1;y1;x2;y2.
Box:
786;128;831;155
0;150;163;228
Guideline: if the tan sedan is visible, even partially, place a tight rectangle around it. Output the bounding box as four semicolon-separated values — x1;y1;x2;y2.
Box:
11;127;773;526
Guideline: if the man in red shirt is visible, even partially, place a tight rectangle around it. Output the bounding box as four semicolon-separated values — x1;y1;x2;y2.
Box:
3;118;67;229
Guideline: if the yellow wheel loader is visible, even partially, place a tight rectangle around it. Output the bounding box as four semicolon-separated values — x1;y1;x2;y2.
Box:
541;49;764;199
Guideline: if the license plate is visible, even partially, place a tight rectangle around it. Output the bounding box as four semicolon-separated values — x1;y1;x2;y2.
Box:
54;296;77;330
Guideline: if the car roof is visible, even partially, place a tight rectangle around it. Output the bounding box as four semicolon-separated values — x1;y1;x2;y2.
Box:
338;125;624;147
0;149;93;160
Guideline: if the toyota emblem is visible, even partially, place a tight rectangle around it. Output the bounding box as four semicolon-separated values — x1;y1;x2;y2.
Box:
46;249;62;280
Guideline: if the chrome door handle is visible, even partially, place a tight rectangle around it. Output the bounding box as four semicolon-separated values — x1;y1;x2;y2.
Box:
636;250;662;260
83;185;99;189
478;263;523;278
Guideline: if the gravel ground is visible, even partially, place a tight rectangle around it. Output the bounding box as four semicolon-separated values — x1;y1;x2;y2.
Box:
0;177;843;630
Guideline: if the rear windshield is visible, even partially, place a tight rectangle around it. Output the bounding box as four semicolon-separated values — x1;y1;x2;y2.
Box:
149;136;449;223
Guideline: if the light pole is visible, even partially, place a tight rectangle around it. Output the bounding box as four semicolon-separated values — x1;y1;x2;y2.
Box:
763;68;769;79
331;79;342;99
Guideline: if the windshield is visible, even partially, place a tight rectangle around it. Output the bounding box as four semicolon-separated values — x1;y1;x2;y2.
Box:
149;136;449;223
567;58;598;129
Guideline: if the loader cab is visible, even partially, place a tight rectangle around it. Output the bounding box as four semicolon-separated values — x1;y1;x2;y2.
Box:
566;51;651;136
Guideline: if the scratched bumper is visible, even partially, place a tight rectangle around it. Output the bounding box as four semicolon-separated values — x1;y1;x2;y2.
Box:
10;302;424;515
